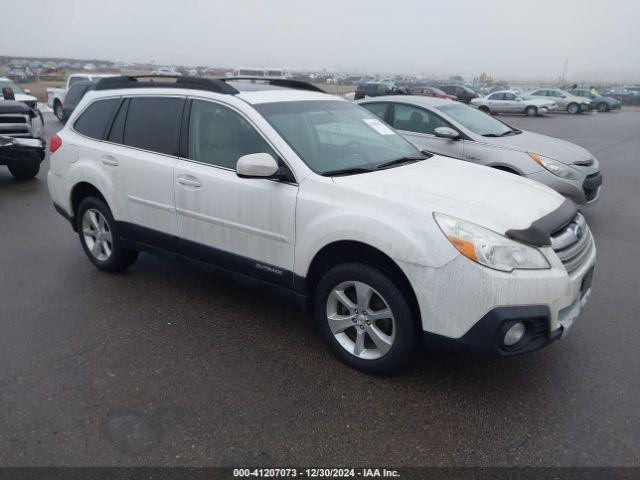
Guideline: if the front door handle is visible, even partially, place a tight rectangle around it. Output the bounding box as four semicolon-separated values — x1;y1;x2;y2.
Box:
177;174;202;188
101;155;119;166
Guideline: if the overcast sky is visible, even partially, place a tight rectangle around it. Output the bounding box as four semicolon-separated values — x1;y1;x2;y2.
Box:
2;0;639;81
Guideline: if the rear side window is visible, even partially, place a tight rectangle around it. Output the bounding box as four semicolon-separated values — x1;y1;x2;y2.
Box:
360;102;389;121
123;97;183;155
73;98;118;139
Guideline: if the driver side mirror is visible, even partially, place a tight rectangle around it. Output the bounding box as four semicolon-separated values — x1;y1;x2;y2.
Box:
434;127;460;140
236;153;280;179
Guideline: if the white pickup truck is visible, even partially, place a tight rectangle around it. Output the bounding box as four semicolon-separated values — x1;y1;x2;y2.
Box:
47;73;116;121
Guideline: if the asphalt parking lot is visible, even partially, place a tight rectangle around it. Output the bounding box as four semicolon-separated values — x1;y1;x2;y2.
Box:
1;109;639;467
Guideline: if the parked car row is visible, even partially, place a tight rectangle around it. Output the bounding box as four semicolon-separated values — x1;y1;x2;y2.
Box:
354;81;623;116
45;75;597;373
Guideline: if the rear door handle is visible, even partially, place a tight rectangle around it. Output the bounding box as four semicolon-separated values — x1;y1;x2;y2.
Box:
177;174;202;188
101;155;119;166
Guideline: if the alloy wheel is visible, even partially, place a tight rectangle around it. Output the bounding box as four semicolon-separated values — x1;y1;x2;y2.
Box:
82;209;113;261
326;281;396;360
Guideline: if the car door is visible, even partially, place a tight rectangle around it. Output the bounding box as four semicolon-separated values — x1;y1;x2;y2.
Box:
104;95;183;241
546;90;566;108
502;92;521;112
174;98;297;287
390;103;464;158
487;92;506;111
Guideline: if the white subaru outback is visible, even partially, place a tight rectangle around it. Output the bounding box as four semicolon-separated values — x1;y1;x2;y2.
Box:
47;76;596;373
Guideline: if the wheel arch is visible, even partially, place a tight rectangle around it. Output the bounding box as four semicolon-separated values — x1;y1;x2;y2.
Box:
301;240;421;321
488;164;521;175
69;181;110;229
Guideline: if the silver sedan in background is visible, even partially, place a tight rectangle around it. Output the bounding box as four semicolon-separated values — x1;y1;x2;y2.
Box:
528;88;591;114
471;90;557;116
357;95;603;205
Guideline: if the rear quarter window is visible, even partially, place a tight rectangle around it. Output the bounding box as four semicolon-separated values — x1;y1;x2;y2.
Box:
73;98;119;140
123;97;184;155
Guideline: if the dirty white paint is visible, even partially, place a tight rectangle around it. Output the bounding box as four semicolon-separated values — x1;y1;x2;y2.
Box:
48;85;595;343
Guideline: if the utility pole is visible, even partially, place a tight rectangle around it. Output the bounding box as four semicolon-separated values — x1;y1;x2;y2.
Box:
561;58;568;83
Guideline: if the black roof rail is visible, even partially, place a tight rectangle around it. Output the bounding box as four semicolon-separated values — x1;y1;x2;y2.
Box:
222;77;325;93
94;75;239;95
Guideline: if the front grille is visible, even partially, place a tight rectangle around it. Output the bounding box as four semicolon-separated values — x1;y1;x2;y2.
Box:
551;214;594;275
0;113;31;137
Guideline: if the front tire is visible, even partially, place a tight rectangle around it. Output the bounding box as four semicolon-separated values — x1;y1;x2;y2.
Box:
525;106;538;117
314;263;417;374
597;102;609;112
8;161;40;179
478;105;490;114
567;103;580;114
76;197;139;272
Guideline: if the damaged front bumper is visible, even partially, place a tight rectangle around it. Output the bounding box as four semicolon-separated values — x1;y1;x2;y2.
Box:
0;136;45;165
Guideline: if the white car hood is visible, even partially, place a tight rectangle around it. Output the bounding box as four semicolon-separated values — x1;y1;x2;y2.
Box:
482;130;593;164
332;155;566;233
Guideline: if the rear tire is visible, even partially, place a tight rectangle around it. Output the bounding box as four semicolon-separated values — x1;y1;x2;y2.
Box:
53;100;64;122
76;197;139;272
8;161;40;179
597;102;609;112
567;103;580;114
314;263;418;374
525;106;538;117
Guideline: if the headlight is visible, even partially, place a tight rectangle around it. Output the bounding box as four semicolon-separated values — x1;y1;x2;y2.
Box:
528;152;583;180
434;213;550;272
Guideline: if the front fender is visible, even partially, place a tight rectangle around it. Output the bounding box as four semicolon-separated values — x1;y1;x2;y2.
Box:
293;179;458;278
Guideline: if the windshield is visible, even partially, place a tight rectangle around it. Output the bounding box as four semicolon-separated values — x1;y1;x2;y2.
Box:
0;80;24;94
437;103;514;137
255;100;420;174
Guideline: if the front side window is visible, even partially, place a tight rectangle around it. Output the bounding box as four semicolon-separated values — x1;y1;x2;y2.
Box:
123;97;183;155
531;90;546;96
73;98;119;139
188;99;278;169
488;93;504;100
255;100;418;174
437;103;514;137
392;104;450;135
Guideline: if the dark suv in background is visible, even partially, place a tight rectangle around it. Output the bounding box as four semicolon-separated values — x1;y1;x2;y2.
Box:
438;84;479;104
354;82;408;100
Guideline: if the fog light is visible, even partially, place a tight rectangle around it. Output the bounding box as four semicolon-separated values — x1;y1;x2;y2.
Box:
504;322;526;346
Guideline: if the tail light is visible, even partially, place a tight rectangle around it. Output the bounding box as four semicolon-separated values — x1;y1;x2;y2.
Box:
50;134;62;153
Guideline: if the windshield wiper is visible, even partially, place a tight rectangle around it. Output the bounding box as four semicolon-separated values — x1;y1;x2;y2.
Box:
375;153;429;170
321;167;375;177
